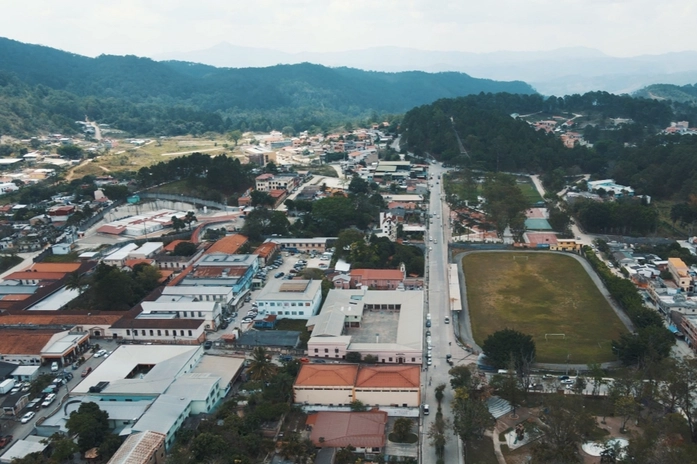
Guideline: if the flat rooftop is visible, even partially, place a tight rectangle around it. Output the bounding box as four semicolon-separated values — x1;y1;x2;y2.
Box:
346;310;399;344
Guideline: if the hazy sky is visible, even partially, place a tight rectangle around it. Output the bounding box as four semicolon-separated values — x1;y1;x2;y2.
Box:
2;0;696;57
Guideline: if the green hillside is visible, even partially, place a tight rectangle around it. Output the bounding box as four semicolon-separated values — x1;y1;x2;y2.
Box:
0;37;536;137
634;83;697;104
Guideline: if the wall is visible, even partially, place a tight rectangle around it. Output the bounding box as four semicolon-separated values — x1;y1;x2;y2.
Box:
294;386;354;406
354;388;419;408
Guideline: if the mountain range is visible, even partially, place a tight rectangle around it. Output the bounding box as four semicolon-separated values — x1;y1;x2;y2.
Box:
154;44;697;96
0;37;536;136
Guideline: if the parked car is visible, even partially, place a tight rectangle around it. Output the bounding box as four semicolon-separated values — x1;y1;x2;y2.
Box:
425;320;431;328
203;340;213;349
274;272;285;278
0;435;13;449
42;393;57;408
50;362;59;372
94;349;108;358
20;411;35;424
423;404;430;415
81;367;93;378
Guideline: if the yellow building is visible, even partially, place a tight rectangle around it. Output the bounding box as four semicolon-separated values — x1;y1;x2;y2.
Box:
668;257;693;292
550;239;581;253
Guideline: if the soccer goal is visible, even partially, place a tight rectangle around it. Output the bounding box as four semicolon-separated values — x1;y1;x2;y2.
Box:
545;333;566;342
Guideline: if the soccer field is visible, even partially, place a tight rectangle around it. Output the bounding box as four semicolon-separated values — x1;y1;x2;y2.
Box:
462;252;627;364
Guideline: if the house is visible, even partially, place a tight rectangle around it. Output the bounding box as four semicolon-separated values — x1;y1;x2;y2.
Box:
47;205;77;223
253;242;280;266
255;279;323;320
107;431;166;464
349;268;406;290
550;239;581;253
267;237;337;253
307;410;387;453
294;364;358;405
1;391;30;416
668;257;693;292
255;173;298;192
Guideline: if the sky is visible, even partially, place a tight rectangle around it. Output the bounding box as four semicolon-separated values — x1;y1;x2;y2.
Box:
1;0;696;58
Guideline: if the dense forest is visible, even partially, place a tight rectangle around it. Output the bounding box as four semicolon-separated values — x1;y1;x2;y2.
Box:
0;37;534;137
402;92;697;201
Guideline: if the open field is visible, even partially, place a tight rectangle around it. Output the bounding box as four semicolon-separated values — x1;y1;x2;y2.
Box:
462;252;627;364
516;178;543;205
70;137;234;178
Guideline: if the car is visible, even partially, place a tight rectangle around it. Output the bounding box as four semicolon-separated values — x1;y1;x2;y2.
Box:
203;341;213;350
423;404;430;415
0;435;13;448
446;354;452;360
561;379;574;385
42;393;57;408
274;272;285;278
104;351;113;358
425;320;431;328
94;349;108;358
425;330;431;337
20;411;35;424
558;375;570;381
81;367;92;378
311;359;327;364
444;316;450;324
50;362;59;372
427;357;432;365
244;296;251;302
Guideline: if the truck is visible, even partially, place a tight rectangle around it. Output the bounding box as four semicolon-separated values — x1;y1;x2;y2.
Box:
0;379;15;394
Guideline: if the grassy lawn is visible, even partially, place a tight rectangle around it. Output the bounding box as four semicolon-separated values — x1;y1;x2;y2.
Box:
516;178;543;205
462;252;627;364
463;437;499;464
309;165;339;178
43;251;81;263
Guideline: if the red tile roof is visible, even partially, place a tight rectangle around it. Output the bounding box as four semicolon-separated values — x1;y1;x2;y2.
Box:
203;234;248;255
308;411;387;448
295;364;359;387
4;272;67;281
163;240;189;252
0;330;59;355
355;365;420;389
253;242;278;258
28;263;82;273
350;269;403;281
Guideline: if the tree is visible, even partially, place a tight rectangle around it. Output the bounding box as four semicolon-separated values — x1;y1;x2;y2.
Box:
531;395;595;463
265;161;279;174
482;328;536;371
362;354;378;364
435;384;446;406
345;352;362;363
451;396;491;443
247;346;278;381
612;325;675;367
227;130;243;146
47;433;79;463
427;413;451;460
57;144;84;159
251;190;274;207
335;445;356;464
172;241;197;256
349;400;367;411
392;418;414;442
184;211;198;230
614;395;638;432
449;365;475;391
171;215;186;232
64;271;89;294
65;402;110;452
348;175;369;195
98;434;123;462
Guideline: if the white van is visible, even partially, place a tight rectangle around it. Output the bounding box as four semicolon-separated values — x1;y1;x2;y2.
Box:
423;404;430;415
426;313;431;320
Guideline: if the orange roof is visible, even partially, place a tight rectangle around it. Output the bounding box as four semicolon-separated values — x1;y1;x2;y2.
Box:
294;364;358;387
308;411;387;448
124;259;155;269
203;234;248;255
253;242;278;258
0;313;123;326
355;365;420;389
0;330;59;355
4;272;67;281
350;269;403;281
27;263;82;273
1;294;30;301
163;240;189;252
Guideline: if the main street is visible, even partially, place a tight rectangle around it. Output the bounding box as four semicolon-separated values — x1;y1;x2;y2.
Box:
420;162;468;464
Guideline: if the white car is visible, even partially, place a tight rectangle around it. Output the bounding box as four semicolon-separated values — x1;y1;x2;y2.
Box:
94;349;108;358
42;393;57;408
20;411;36;423
50;362;59;372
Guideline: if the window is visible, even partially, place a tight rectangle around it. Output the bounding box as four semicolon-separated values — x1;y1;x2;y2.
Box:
314;349;318;353
291;303;296;307
305;302;310;306
198;312;203;317
149;330;154;336
157;330;161;336
133;330;138;336
126;330;131;336
389;357;393;362
165;330;169;336
299;311;304;316
335;348;339;353
324;349;328;353
291;311;297;315
188;330;192;336
411;358;416;362
181;330;185;336
183;311;188;317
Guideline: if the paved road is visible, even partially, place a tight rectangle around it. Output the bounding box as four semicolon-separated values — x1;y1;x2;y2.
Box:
420;163;465;464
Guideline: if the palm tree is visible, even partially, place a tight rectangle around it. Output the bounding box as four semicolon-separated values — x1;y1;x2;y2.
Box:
64;272;88;294
247;346;277;381
184;211;198;231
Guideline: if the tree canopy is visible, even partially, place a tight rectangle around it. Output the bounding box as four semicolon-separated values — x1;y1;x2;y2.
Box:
482;328;536;371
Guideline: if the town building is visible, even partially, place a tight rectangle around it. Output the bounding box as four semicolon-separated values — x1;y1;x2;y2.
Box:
255;173;299;192
668;257;693;292
587;179;635;197
307;410;387;454
107;431;166;464
349;267;406;290
267;237;337;253
255;279;323;320
306;288;424;364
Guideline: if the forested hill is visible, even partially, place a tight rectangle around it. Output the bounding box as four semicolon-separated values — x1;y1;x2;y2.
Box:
0;37;535;136
634;83;697;104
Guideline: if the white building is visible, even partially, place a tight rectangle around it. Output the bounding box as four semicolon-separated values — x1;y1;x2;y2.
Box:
141;299;222;330
103;243;139;267
255;279;323;320
128;242;164;259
